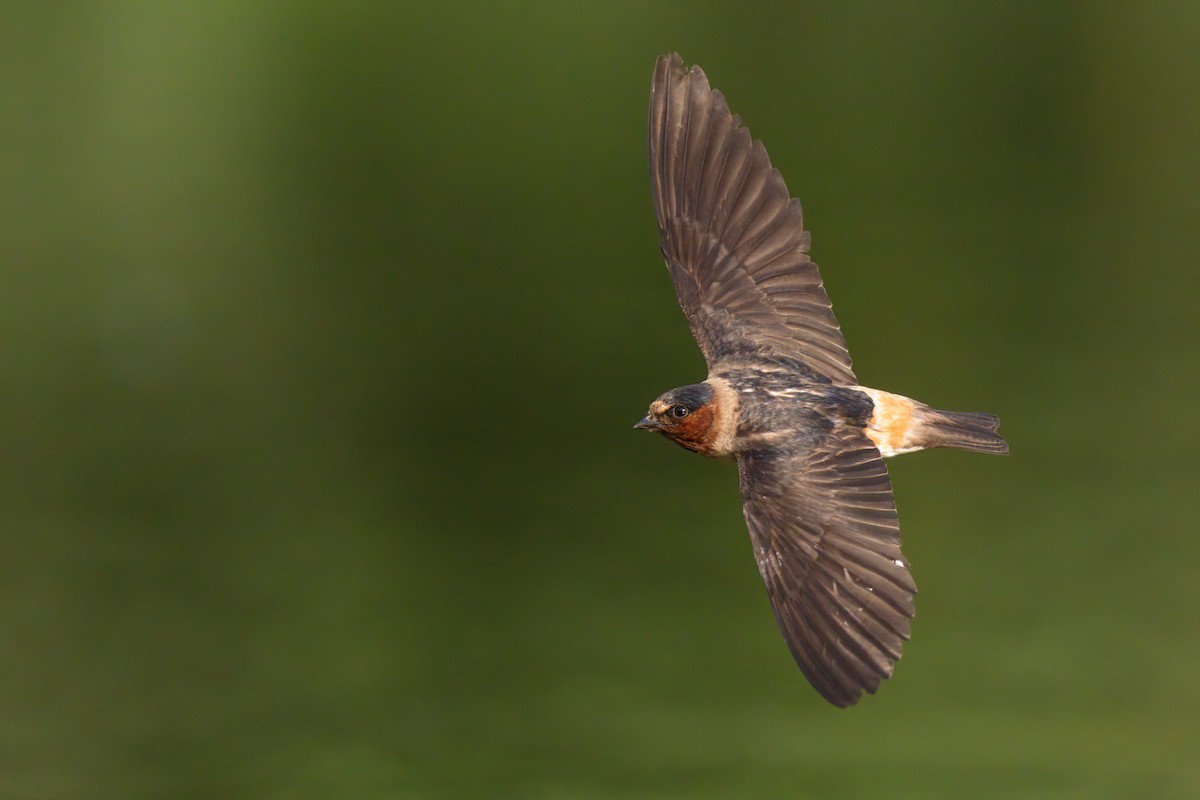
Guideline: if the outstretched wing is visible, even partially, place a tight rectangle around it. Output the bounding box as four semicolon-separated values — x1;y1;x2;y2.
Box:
649;53;855;384
738;425;915;706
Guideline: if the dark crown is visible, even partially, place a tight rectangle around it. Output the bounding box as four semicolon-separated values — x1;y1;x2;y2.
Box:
666;382;713;411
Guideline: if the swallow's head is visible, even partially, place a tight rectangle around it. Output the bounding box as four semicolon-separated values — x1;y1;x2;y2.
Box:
634;381;730;456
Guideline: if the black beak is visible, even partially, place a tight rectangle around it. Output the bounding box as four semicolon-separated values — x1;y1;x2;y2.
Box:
633;416;661;432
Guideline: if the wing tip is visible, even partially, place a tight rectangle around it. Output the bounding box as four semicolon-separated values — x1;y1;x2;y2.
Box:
653;52;712;95
653;52;685;88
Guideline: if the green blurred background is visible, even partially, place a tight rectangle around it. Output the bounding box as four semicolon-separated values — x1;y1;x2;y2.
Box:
3;2;1198;798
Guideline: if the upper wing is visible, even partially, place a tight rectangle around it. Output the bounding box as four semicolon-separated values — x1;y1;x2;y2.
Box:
738;425;915;707
649;53;855;384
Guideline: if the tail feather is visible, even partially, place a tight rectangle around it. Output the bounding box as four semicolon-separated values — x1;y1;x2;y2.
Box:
919;409;1008;455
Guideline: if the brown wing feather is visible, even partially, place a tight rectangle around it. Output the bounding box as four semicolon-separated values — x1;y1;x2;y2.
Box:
649;53;855;384
738;426;915;707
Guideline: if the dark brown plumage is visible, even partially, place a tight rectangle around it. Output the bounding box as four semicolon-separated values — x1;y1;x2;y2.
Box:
648;54;854;384
636;54;1008;707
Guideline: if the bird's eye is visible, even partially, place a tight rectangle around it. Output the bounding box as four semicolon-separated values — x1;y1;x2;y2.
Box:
670;405;690;419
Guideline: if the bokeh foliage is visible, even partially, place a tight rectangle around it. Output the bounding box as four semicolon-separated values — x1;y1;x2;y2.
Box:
2;2;1198;798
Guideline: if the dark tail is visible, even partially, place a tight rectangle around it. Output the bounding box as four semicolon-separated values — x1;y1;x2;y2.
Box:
919;409;1009;455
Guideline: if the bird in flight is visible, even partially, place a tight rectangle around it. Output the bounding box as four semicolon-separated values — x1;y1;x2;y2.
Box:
635;53;1008;707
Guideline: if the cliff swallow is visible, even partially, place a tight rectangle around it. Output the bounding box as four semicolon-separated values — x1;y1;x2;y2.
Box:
635;54;1008;707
